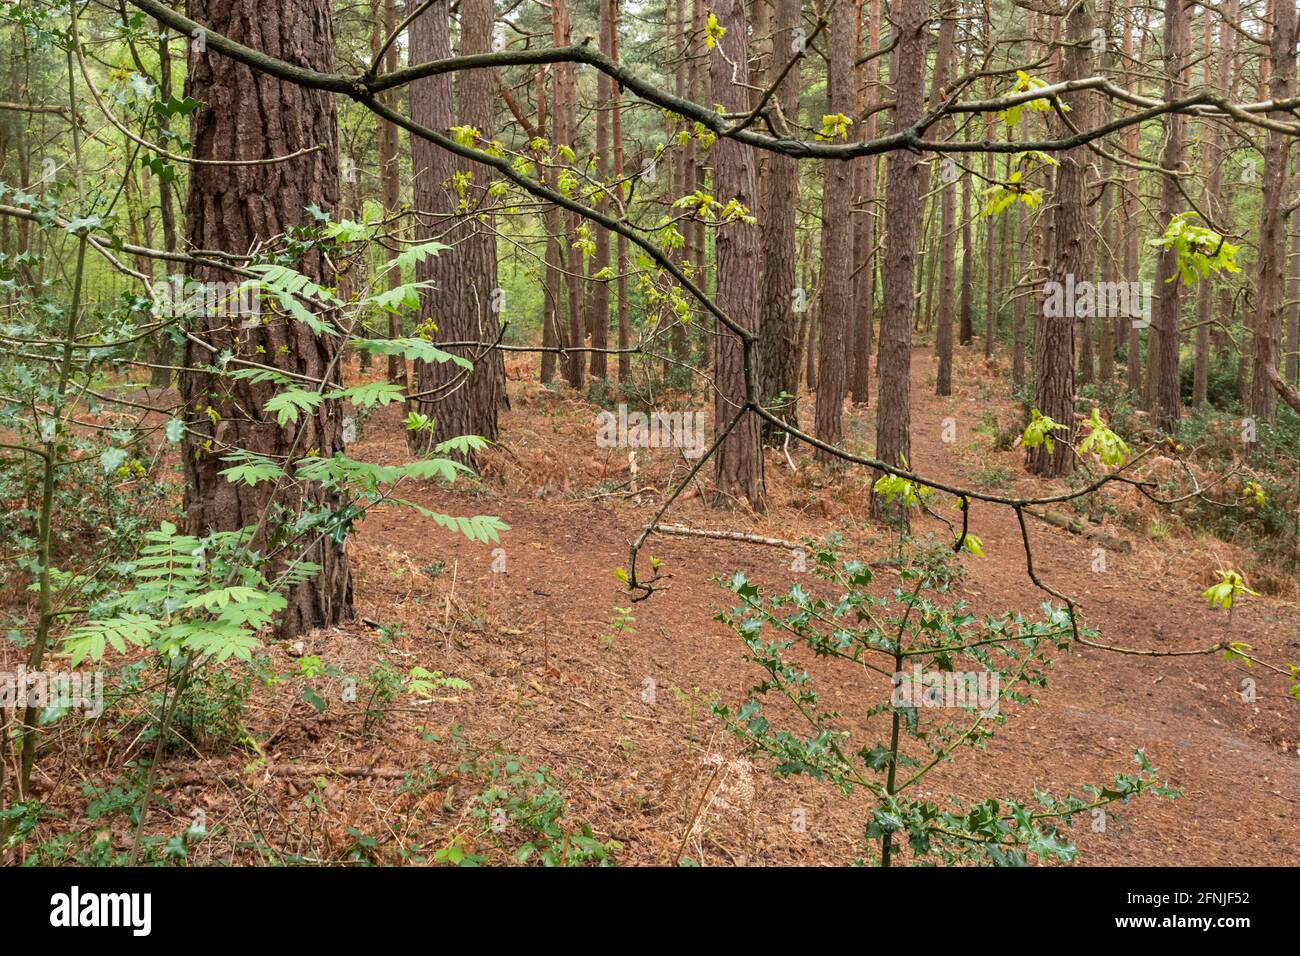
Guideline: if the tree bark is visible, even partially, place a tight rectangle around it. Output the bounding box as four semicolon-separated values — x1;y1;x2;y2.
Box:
760;0;802;438
815;0;853;459
612;1;630;382
410;1;461;445
588;0;614;381
1147;0;1187;433
932;11;956;396
871;0;925;525
710;0;765;509
182;0;351;637
1251;0;1296;422
374;0;406;392
1029;1;1091;475
958;108;974;350
850;0;882;404
1192;1;1217;408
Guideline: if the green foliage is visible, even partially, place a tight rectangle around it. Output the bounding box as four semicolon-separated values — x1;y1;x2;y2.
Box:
713;539;1178;865
386;241;450;275
263;387;324;427
602;606;636;648
62;522;293;666
816;113;853;142
162;665;251;752
472;756;621;866
350;336;472;369
406;666;472;698
994;71;1063;127
3;774;206;865
240;263;341;335
1201;569;1259;611
218;450;286;487
1148;213;1241;284
977;152;1055;217
1174;406;1300;584
1021;407;1067;455
360;661;403;731
871;455;934;509
1076;408;1131;469
703;12;726;48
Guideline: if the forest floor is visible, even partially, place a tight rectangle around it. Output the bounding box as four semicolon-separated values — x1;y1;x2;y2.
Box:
20;346;1300;866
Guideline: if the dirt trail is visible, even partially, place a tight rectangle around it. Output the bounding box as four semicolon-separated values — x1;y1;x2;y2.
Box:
347;350;1298;865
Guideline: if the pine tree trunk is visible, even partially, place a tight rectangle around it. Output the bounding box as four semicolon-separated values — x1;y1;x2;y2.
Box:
1193;2;1217;408
1148;0;1187;433
958;112;974;350
851;0;882;403
611;0;630;382
182;0;351;637
760;0;801;438
537;67;561;384
871;0;925;525
710;0;765;509
588;0;613;381
815;1;853;460
410;1;459;443
1251;0;1295;422
981;8;996;361
374;0;406;392
932;14;956;396
1029;2;1091;475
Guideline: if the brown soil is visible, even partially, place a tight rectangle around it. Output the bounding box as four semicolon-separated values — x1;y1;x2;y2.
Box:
13;348;1299;866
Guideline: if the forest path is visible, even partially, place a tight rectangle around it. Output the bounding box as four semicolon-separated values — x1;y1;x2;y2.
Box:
347;348;1299;865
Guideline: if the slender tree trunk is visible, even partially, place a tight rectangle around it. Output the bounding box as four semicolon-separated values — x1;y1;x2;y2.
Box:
537;67;560;384
411;0;504;455
711;0;765;509
815;0;853;459
871;0;925;524
851;0;883;403
1097;4;1116;392
1193;2;1217;407
611;1;630;382
760;0;802;437
932;11;956;396
1149;0;1188;432
958;108;974;350
1289;170;1300;386
689;0;707;308
553;0;585;389
1030;1;1092;475
1075;22;1097;390
1012;204;1026;387
981;6;996;361
373;0;406;391
150;27;179;386
588;0;614;380
1251;0;1296;422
